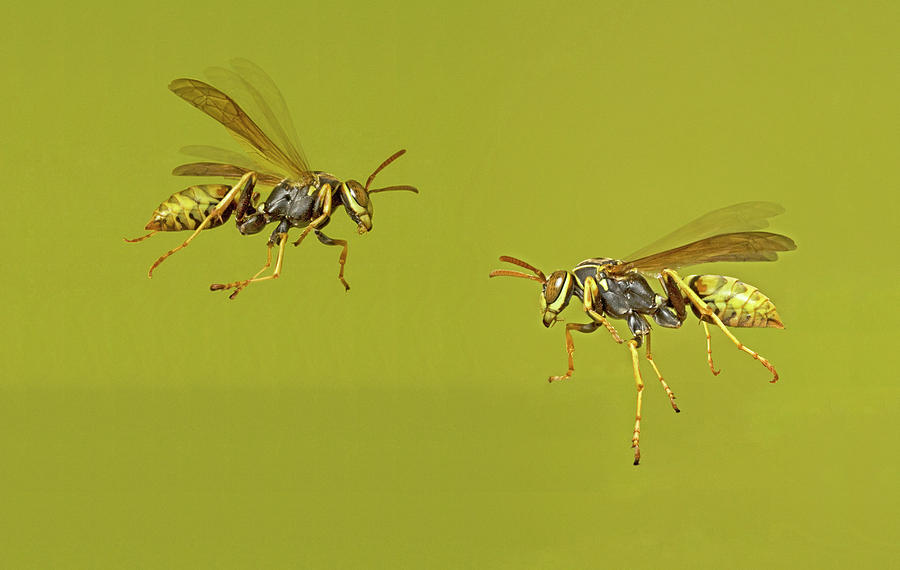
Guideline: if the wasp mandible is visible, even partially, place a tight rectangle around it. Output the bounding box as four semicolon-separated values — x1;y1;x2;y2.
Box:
126;59;417;298
489;202;796;465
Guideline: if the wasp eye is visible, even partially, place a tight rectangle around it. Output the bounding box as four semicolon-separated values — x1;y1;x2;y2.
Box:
544;271;573;311
545;272;565;302
343;181;369;211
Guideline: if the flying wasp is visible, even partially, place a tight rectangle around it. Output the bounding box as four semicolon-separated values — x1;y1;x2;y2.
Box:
126;59;417;298
489;202;796;465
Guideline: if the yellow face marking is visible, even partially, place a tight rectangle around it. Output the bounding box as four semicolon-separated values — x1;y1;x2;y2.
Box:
598;278;609;291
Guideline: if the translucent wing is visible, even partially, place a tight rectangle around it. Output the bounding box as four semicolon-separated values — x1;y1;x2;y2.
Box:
179;144;272;173
610;231;797;276
205;59;309;174
626;202;786;261
176;145;285;184
169;77;312;183
172;162;285;187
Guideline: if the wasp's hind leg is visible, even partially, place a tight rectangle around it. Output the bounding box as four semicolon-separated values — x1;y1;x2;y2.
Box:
124;230;159;243
147;172;256;278
702;322;721;375
643;333;679;412
211;230;288;300
662;269;778;382
548;322;601;383
315;230;351;292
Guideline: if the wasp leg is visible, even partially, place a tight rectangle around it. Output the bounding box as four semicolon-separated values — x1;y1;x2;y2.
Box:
210;233;288;299
627;339;644;465
124;230;159;243
211;243;274;299
663;269;778;382
315;230;351;292
582;277;624;344
147;172;256;278
292;186;334;247
702;322;721;376
644;334;679;412
548;322;601;383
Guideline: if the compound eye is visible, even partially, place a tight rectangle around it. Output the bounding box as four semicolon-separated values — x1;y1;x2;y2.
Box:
544;271;572;310
344;182;369;212
544;272;564;302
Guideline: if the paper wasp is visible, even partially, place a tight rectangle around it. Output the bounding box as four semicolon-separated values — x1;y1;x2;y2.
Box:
126;59;417;298
489;202;796;465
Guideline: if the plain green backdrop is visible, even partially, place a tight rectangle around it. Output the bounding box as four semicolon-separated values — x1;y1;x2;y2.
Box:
2;0;897;567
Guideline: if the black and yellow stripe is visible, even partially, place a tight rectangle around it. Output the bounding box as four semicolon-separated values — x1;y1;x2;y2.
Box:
686;275;783;329
144;184;234;232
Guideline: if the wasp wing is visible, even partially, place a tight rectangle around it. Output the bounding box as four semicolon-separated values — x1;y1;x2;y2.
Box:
204;59;310;176
625;202;786;261
610;231;797;276
168;77;312;183
179;144;273;173
172;162;285;187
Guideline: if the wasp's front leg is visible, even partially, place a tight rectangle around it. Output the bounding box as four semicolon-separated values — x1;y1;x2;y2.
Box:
581;277;624;344
315;230;351;292
293;184;334;247
548;322;601;383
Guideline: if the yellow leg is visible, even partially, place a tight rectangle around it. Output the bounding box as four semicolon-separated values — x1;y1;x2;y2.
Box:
628;339;644;465
548;322;600;383
292;185;334;247
210;233;289;299
644;334;679;412
582;278;624;343
124;230;158;243
291;213;328;247
211;243;274;298
702;322;721;376
663;270;778;383
147;172;255;278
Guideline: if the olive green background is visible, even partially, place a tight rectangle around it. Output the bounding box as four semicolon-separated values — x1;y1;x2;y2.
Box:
2;1;897;567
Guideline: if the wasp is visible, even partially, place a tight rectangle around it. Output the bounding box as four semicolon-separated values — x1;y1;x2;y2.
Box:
489;202;796;465
126;59;417;298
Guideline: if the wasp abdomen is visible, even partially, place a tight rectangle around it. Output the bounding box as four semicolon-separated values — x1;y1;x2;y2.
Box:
686;275;783;329
144;184;234;232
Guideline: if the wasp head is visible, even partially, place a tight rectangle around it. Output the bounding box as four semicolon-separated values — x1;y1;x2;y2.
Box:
340;180;373;234
489;257;574;328
540;270;575;327
343;149;418;235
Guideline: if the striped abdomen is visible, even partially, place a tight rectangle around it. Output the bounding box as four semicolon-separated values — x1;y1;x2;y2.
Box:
144;184;233;232
686;275;783;329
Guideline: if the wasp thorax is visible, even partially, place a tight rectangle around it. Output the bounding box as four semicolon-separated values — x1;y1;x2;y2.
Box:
541;270;574;327
340;180;374;234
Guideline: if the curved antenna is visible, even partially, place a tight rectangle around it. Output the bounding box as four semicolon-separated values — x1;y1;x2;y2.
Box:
366;149;407;191
368;184;419;194
488;269;544;282
497;256;547;282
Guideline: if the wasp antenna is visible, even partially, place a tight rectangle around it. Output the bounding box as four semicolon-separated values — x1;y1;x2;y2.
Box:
498;256;547;281
488;269;545;283
368;184;418;194
365;149;407;191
